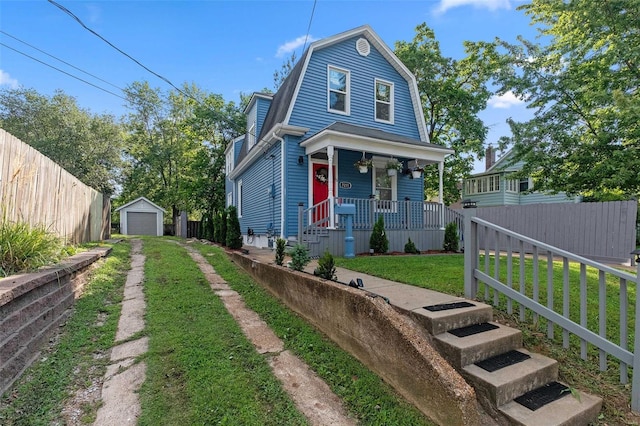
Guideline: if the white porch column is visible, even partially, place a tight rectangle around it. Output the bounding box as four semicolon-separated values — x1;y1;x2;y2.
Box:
438;160;445;229
327;145;335;228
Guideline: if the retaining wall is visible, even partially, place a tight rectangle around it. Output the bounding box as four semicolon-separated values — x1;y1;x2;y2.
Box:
228;251;484;426
0;248;111;395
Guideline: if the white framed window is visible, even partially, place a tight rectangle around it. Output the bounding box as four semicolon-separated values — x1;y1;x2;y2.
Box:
375;79;393;123
372;158;397;211
227;192;233;208
246;106;256;151
506;179;518;193
519;178;530;192
225;146;234;175
328;66;350;115
237;179;243;217
465;174;501;195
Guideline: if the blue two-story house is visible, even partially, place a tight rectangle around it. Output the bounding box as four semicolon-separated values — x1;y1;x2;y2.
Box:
225;25;456;256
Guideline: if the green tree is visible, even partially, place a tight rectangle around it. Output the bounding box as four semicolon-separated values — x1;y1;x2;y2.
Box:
394;23;499;205
492;0;640;199
0;88;123;194
120;81;244;229
273;52;297;91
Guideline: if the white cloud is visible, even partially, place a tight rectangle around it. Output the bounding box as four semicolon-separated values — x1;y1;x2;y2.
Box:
276;35;317;58
434;0;512;14
0;69;19;89
85;4;101;24
488;91;525;109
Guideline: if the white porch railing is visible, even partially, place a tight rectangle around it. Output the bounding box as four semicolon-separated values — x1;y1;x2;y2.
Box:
463;210;640;411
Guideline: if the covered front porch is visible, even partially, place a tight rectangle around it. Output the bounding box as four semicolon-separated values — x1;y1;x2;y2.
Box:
295;122;456;256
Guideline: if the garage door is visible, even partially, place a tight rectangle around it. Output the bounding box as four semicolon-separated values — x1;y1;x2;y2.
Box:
127;212;158;236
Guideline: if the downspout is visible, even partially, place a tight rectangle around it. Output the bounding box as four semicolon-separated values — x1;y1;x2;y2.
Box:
272;131;286;239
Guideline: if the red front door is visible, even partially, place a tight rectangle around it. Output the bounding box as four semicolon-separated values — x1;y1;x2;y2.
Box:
312;163;333;224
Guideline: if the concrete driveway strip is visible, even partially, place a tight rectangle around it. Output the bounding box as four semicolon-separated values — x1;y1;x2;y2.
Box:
94;239;148;426
183;244;357;426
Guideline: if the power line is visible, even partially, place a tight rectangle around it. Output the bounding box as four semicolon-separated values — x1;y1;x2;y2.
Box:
0;30;124;92
47;0;190;99
302;0;318;53
0;42;127;101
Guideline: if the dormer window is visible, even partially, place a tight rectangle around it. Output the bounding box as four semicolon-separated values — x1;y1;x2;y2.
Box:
246;106;257;150
328;66;350;115
375;79;393;123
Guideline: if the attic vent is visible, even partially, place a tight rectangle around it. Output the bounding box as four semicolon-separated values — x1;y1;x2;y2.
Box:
356;38;370;57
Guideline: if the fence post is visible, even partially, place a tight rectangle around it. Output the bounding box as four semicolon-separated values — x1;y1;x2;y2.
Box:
297;202;304;243
463;201;478;299
632;251;640;411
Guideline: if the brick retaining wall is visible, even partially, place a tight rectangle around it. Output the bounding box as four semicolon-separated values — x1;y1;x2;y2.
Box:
0;247;111;395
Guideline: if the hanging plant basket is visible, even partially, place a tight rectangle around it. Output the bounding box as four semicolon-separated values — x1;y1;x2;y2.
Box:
411;169;422;179
354;157;372;173
385;159;402;176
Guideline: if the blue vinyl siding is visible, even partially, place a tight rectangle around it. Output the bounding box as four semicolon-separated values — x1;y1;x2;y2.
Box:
284;135;308;237
236;142;282;236
289;36;421;141
337;151;375;199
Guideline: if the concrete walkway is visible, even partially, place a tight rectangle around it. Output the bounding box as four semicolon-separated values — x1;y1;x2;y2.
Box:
94;239;148;426
246;247;470;317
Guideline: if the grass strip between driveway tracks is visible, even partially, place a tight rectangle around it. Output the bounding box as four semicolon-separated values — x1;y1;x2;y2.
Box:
192;241;434;425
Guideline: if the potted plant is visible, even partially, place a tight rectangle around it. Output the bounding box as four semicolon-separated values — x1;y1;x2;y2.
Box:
354;157;373;173
411;166;423;179
386;158;402;176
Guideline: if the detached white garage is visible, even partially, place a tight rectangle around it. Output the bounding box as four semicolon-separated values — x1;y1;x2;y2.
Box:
116;197;166;236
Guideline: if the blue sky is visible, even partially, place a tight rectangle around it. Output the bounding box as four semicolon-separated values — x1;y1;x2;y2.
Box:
0;0;539;171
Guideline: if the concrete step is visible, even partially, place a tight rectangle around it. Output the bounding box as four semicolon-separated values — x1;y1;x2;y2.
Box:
433;322;522;369
499;383;603;426
462;349;559;406
408;299;494;335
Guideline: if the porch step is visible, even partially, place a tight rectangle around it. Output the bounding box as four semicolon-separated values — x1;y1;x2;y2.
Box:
433;322;523;369
413;297;601;424
463;349;558;406
499;385;602;426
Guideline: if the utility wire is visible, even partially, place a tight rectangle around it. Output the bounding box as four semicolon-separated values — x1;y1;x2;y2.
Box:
0;30;124;92
0;42;127;101
302;0;318;53
47;0;190;99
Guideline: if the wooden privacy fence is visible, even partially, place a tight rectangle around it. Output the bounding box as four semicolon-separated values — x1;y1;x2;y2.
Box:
468;201;638;265
0;129;109;244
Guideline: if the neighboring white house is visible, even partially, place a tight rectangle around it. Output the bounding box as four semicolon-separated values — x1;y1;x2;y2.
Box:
115;196;165;236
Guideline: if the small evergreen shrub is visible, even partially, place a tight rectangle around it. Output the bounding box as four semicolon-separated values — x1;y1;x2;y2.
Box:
404;237;420;254
369;215;389;254
313;250;337;280
289;244;310;271
275;238;287;266
443;222;459;252
226;206;242;249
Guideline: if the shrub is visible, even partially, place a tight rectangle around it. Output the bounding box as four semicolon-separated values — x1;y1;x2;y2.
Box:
369;215;389;254
289;244;310;271
0;220;63;277
313;250;337;280
219;210;228;245
275;238;287;266
443;222;459;252
225;206;242;249
404;238;420;254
